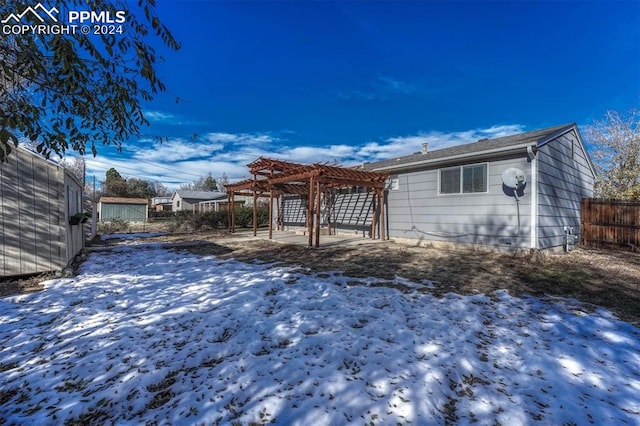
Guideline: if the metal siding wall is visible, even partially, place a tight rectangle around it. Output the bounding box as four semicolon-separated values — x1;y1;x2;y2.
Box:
101;203;147;222
386;157;533;249
20;154;38;273
33;161;52;271
537;131;595;249
0;149;67;277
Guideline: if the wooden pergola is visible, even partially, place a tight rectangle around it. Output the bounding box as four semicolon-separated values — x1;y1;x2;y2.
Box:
225;157;389;247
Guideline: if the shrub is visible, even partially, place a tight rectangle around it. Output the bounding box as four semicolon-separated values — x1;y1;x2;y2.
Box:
148;210;174;219
231;206;269;228
98;219;130;234
162;207;269;232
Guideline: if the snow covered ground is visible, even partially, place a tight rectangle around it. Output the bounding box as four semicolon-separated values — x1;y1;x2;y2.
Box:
1;242;639;425
100;232;167;241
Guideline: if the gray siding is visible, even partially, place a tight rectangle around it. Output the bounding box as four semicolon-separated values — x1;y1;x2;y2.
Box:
0;148;79;277
537;129;594;249
386;157;533;249
173;196;195;212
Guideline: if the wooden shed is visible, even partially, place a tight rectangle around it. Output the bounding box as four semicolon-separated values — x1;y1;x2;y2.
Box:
0;147;87;277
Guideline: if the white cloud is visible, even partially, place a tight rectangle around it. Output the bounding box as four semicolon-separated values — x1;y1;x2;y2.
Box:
337;75;416;102
131;139;223;162
283;145;357;164
174;160;249;180
204;132;275;146
359;124;526;161
477;124;525;139
204;133;240;143
85;124;525;191
144;110;204;126
376;75;415;95
144;110;176;122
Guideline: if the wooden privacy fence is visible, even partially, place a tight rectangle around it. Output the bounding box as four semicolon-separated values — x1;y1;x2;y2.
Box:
581;198;640;251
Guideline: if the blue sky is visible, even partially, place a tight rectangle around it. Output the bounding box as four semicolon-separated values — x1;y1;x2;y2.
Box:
82;0;639;189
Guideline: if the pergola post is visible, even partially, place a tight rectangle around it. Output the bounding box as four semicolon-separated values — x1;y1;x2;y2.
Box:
268;189;274;239
227;192;231;232
326;190;332;236
308;176;315;247
380;188;386;240
230;191;236;233
315;180;321;247
252;174;258;236
371;189;377;239
278;193;283;230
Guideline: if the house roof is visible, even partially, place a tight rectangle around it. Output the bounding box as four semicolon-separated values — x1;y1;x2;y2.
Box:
173;190;227;201
362;123;576;172
99;197;148;205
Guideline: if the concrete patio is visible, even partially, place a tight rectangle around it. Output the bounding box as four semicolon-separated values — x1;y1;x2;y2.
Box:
228;229;389;248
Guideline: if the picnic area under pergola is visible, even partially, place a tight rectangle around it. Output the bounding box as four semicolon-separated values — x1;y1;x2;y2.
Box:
225;157;390;247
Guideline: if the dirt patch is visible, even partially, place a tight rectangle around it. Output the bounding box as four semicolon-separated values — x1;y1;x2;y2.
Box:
0;273;51;298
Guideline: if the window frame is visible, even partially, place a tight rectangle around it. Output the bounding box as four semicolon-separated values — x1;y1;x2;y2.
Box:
437;163;489;195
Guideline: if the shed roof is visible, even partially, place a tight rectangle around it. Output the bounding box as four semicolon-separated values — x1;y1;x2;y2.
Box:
99;197;148;205
362;123;576;171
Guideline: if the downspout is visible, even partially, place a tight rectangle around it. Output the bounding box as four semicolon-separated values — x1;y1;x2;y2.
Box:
527;146;538;249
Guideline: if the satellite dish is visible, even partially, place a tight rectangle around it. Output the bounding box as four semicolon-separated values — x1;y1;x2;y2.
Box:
501;168;526;189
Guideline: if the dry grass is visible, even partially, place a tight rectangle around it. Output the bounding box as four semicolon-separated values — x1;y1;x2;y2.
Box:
4;230;640;325
169;233;640;325
0;273;52;298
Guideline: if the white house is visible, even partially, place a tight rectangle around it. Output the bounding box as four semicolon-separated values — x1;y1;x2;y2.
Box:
364;123;595;250
171;190;226;212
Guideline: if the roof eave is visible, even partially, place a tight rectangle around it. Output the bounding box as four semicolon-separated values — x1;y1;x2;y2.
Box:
536;123;576;147
370;142;537;173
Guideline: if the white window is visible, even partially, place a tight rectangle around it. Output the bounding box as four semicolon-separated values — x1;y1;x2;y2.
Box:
439;164;488;194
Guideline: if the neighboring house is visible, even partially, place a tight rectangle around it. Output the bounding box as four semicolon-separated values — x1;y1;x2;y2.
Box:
363;123;595;250
199;195;248;212
98;197;148;222
151;196;173;212
0;146;87;277
171;190;226;212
